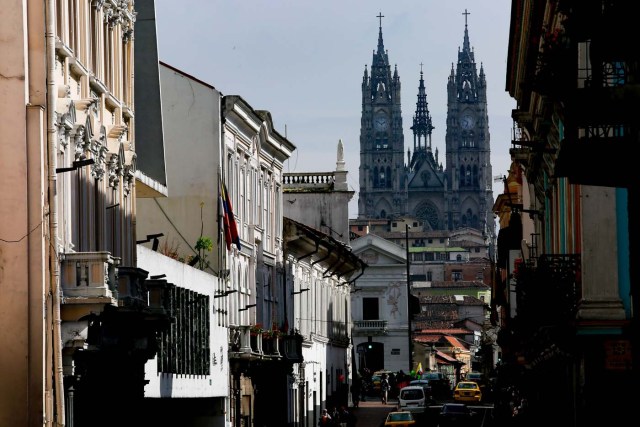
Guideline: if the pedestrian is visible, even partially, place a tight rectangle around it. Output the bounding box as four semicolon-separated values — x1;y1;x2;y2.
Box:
330;406;340;425
318;409;332;426
350;378;361;408
380;374;390;404
338;406;350;427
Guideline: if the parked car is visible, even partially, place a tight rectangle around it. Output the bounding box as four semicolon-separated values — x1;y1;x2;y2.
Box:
397;385;427;414
453;381;482;403
438;403;477;427
383;411;417;426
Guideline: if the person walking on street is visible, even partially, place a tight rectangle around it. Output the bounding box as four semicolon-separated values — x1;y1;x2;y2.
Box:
318;409;332;426
350;377;361;408
380;374;390;404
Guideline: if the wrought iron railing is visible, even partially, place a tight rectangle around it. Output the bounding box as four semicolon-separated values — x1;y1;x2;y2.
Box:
515;254;581;325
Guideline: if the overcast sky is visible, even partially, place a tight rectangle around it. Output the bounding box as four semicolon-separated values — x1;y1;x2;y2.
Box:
153;0;516;219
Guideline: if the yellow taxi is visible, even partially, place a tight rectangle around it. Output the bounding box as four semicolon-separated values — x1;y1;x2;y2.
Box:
453;381;482;403
383;411;416;426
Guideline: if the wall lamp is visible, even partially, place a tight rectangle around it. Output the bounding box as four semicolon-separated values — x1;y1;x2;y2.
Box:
291;288;310;295
136;233;164;251
238;303;257;312
56;158;95;173
214;290;238;299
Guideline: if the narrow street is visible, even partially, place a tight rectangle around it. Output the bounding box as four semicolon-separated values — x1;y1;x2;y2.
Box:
349;396;498;426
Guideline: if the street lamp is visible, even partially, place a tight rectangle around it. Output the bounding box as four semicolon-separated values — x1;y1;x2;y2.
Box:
405;223;413;374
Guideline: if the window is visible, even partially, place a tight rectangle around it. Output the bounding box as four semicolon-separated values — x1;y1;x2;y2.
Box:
452;271;462;281
427;271;433;281
362;298;379;320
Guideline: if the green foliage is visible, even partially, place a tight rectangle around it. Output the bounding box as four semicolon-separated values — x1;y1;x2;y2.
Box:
195;236;213;270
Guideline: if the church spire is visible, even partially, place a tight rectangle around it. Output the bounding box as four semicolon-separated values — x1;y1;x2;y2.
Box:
410;64;434;156
462;9;471;53
377;11;385;55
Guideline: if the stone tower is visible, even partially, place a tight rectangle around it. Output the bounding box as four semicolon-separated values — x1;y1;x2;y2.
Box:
357;13;406;220
357;11;494;235
444;10;494;233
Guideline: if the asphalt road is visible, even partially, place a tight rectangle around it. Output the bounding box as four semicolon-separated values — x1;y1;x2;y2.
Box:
350;397;498;426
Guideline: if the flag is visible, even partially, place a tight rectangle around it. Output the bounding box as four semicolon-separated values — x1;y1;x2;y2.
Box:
219;179;241;251
416;362;424;377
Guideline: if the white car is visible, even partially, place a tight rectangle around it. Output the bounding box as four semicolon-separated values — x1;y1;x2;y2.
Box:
397;385;427;414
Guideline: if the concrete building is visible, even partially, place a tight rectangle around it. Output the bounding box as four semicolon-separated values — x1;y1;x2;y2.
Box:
0;1;169;425
283;143;366;417
350;234;411;374
495;1;635;425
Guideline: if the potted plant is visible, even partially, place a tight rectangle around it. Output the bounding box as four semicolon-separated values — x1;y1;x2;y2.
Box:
250;323;264;336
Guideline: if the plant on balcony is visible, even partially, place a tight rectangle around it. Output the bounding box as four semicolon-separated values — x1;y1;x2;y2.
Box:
263;328;281;339
250;323;264;336
533;27;571;95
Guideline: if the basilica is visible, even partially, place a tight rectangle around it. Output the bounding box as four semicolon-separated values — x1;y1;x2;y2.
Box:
357;12;495;234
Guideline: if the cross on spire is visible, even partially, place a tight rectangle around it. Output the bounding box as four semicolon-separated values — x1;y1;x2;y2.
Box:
377;12;384;28
420;62;424;73
462;9;470;26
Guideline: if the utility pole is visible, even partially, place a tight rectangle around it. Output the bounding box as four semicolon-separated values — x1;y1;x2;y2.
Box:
405;223;413;373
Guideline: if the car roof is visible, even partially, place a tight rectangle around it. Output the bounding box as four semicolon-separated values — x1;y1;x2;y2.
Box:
442;403;468;410
400;385;425;391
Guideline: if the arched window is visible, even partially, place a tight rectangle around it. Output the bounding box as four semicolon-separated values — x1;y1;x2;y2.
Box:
386;166;392;188
373;167;379;188
460;168;466;187
473;165;479;188
466;166;472;187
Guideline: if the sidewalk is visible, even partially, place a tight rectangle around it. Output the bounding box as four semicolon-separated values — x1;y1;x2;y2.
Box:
350;397;398;426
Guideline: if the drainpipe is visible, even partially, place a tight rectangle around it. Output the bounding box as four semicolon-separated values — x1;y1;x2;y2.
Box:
46;0;66;425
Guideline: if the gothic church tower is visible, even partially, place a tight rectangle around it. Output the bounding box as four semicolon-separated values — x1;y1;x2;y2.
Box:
357;11;494;235
444;10;494;232
357;14;406;219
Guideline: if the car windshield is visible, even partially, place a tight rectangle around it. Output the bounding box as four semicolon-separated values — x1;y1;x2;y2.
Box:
388;412;413;421
457;382;477;389
401;389;424;400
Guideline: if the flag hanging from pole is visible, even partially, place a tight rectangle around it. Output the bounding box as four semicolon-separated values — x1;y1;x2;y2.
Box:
416;362;424;377
219;179;241;251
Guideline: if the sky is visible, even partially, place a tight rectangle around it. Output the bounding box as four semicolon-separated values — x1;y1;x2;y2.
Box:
153;0;516;220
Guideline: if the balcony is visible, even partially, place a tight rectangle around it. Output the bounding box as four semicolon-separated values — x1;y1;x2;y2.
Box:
116;266;148;309
61;251;119;304
228;326;301;363
352;320;388;336
515;254;581;327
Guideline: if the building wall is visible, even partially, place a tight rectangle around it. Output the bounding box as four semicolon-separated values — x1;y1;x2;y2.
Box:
139;245;228;398
0;2;47;424
351;235;411;373
136;63;222;273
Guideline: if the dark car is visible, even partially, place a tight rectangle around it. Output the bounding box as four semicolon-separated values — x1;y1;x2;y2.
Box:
421;372;451;400
438;403;477;427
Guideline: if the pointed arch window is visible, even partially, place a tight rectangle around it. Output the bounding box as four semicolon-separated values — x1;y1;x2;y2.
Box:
465;166;472;187
473;165;479;187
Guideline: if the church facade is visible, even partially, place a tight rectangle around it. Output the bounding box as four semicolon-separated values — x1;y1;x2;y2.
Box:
358;13;494;234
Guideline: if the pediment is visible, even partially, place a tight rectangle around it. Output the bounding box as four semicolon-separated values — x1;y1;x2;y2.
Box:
350;233;406;266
